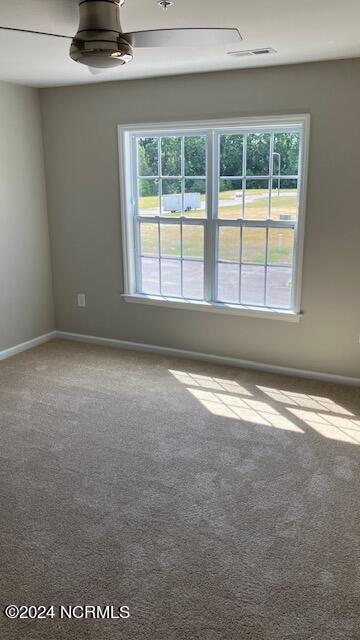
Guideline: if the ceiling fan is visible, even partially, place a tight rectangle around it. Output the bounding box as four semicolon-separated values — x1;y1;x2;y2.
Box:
0;0;241;70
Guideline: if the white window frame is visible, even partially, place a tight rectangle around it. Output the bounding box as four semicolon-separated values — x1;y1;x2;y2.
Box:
118;114;310;322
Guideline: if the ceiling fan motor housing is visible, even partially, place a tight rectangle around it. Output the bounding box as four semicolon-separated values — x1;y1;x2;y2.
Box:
70;0;133;68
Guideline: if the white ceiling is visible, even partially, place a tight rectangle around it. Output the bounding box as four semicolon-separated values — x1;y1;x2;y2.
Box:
0;0;359;87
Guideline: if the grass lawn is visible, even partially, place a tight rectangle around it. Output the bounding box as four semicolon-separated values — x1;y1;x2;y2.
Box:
139;190;297;264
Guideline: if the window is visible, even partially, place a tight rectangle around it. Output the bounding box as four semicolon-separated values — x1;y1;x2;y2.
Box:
119;116;309;320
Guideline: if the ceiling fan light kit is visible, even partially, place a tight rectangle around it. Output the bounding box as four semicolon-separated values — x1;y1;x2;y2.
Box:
70;0;133;68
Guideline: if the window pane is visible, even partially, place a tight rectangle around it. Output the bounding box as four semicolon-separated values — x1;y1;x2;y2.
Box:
137;137;159;176
138;179;160;216
183;225;204;259
244;179;270;220
246;133;271;176
218;227;240;262
218;179;243;219
273;132;300;176
242;227;266;264
217;263;239;303
185;136;206;176
241;265;265;306
162;179;182;215
271;179;298;220
220;134;243;176
161;224;180;257
140;223;159;257
183;260;204;300
161;258;181;297
184;178;206;218
161;137;181;176
268;228;294;265
141;258;160;295
266;266;292;308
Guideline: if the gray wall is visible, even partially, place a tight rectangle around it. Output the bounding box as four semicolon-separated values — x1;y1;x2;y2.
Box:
41;59;360;377
0;82;54;351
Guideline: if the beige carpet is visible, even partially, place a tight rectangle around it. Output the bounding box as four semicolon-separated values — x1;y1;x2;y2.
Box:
1;339;360;640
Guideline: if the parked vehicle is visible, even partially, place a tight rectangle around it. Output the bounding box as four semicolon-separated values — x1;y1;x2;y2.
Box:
163;192;201;213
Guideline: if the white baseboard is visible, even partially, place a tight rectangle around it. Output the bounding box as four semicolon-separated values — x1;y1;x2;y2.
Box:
2;328;357;387
0;331;56;362
56;331;360;387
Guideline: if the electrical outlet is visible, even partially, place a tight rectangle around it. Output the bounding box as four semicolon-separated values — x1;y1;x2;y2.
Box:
77;293;86;308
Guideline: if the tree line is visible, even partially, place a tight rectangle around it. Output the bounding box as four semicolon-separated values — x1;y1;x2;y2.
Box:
138;133;299;196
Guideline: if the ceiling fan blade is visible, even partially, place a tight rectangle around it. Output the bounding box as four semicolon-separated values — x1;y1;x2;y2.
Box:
0;26;71;39
127;28;241;48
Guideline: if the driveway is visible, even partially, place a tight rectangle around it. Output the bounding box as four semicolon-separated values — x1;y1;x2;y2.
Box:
141;258;292;308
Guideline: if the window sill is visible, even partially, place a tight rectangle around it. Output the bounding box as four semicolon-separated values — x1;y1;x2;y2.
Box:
121;294;302;322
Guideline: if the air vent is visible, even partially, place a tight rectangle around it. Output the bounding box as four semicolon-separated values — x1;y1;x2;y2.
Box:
228;48;276;58
253;48;275;55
